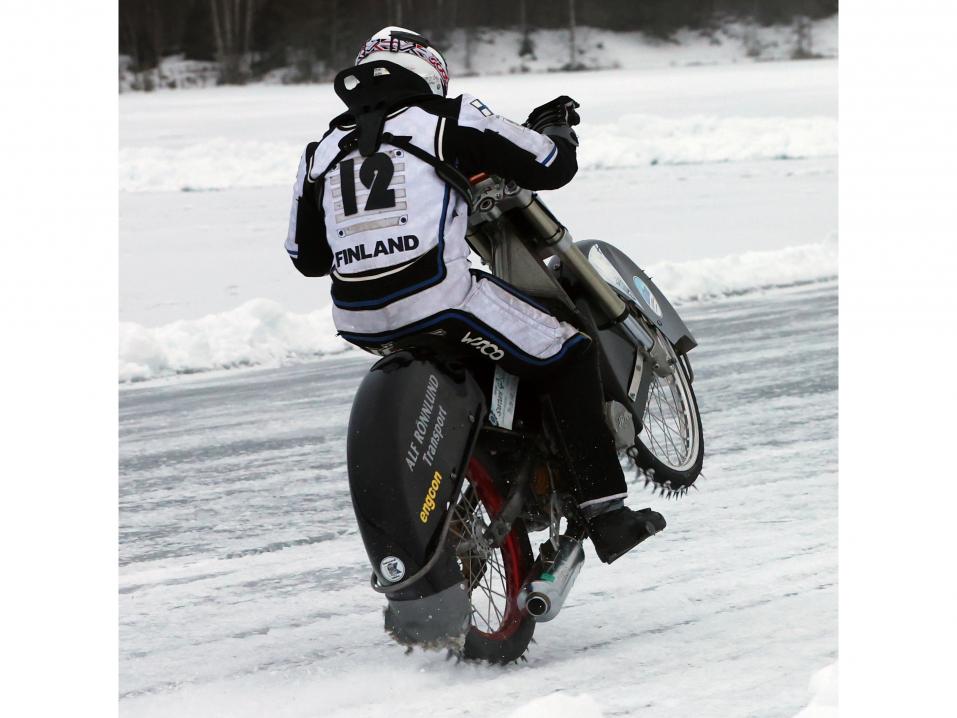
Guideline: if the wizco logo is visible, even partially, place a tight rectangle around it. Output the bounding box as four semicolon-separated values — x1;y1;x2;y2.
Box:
460;331;505;361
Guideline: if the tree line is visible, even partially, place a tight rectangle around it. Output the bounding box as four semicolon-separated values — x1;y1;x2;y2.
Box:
119;0;838;84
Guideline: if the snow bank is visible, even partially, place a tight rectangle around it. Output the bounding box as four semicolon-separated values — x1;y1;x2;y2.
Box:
118;240;836;383
444;19;837;77
794;662;839;717
581;114;836;169
507;692;604;718
119;298;352;383
120;114;835;193
119;54;220;92
119;138;299;193
645;237;837;302
120;18;838;92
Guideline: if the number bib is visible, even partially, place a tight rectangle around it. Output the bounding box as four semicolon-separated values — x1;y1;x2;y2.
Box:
312;107;459;281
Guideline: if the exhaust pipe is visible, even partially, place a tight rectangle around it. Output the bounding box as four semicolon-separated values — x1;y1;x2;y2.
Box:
520;536;585;622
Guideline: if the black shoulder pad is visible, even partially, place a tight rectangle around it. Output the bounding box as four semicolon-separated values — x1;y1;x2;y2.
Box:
333;61;434;156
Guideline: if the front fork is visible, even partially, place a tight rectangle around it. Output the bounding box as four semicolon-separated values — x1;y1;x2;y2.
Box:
519;193;677;388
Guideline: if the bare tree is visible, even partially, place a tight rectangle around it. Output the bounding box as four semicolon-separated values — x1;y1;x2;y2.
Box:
328;0;340;68
464;25;475;74
443;0;474;74
432;0;447;47
518;0;534;59
792;13;815;59
567;0;579;70
119;0;167;89
209;0;257;83
117;0;840;91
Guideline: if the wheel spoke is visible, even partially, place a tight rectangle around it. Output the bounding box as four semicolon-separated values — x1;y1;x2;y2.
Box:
451;469;518;637
649;392;684;461
647;394;681;461
639;334;699;472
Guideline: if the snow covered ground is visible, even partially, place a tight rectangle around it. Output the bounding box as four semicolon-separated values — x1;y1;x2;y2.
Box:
119;281;838;717
118;55;838;715
795;662;839;717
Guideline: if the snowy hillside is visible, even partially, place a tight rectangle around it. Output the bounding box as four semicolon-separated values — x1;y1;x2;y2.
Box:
119;17;837;92
438;18;838;75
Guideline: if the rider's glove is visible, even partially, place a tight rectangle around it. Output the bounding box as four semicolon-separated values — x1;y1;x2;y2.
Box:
523;96;581;147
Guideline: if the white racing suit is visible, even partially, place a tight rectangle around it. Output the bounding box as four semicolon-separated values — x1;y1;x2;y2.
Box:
286;92;627;507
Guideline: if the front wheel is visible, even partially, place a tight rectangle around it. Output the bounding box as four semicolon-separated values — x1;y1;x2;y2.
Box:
449;449;535;663
632;335;704;494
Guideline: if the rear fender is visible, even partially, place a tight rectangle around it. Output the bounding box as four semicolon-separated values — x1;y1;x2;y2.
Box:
346;351;486;608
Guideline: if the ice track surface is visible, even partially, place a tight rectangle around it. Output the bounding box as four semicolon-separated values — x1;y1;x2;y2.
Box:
119;280;837;717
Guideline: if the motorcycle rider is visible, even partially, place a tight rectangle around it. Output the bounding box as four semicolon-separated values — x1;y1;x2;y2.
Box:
285;26;665;564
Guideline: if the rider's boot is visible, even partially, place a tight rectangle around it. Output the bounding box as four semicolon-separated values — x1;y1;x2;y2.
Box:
536;336;667;563
584;499;667;564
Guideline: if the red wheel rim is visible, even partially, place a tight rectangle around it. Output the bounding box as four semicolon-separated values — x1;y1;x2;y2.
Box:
460;457;526;641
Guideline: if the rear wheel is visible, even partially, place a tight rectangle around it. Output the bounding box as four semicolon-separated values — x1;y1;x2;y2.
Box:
449;451;535;663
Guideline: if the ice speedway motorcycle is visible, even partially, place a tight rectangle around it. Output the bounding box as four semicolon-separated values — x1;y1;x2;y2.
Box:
344;164;705;662
335;84;703;663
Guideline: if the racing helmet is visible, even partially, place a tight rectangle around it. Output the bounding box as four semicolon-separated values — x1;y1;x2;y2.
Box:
355;26;450;97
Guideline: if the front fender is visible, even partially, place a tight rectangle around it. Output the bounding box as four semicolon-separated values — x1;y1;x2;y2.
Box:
576;239;697;355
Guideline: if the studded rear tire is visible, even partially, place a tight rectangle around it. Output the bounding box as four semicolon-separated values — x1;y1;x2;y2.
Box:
451;448;535;663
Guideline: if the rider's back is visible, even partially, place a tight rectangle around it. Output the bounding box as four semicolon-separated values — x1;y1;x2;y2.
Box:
286;90;579;337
